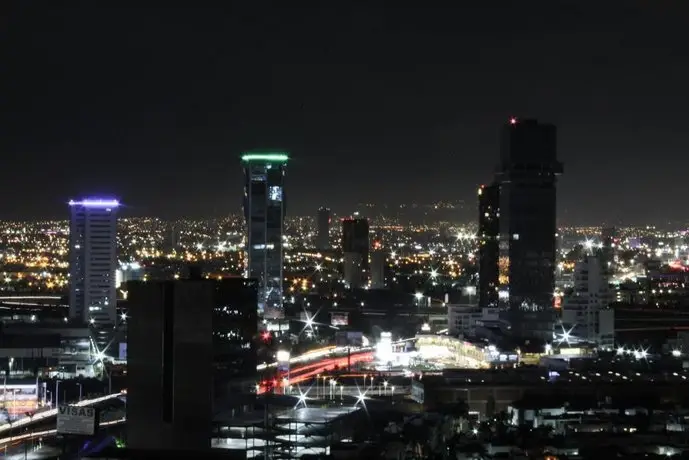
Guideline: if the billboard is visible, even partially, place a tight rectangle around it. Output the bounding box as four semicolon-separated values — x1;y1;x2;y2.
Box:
331;313;349;327
0;384;39;421
57;405;98;436
335;331;363;347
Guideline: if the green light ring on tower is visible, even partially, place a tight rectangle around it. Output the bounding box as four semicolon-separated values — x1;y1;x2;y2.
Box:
241;152;289;162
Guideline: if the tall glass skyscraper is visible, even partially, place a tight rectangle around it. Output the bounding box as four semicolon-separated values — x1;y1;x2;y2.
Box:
242;152;288;319
495;118;563;340
69;198;119;327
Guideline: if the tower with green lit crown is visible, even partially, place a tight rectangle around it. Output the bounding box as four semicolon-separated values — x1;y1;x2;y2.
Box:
242;151;288;319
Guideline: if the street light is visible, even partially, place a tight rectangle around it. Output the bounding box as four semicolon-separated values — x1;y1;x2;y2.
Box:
329;380;336;400
55;380;62;407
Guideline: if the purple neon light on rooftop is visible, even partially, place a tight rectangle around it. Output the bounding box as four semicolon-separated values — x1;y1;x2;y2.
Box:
68;199;120;207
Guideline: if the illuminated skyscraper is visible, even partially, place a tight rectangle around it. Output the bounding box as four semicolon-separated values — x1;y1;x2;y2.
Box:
242;152;288;319
495;118;563;340
478;183;500;308
68;198;118;327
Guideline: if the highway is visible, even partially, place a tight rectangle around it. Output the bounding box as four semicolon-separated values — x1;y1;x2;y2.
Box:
0;392;126;435
256;345;374;372
257;350;375;394
0;417;125;458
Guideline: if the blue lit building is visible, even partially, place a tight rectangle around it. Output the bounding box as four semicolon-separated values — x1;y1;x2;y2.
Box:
68;198;119;327
242;152;287;319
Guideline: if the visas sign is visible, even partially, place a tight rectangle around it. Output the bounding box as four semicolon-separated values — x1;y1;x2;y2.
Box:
56;405;98;435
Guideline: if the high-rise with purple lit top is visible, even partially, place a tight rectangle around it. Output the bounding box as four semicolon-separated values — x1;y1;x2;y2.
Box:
69;198;119;327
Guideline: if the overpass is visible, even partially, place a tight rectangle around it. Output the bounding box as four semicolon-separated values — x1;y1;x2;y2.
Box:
0;296;65;307
0;392;126;437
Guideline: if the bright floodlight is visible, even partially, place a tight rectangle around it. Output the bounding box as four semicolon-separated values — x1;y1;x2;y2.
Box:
616;347;625;355
430;269;438;279
69;199;120;208
276;350;291;363
672;349;682;357
296;388;309;408
414;292;423;300
241;152;289;162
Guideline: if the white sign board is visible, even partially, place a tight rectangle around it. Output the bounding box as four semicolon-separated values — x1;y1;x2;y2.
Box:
56;405;97;435
411;381;424;404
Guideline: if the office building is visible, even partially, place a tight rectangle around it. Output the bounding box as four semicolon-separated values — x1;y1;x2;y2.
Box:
127;279;214;451
242;151;288;319
478;183;500;308
164;222;181;253
212;277;258;397
495;118;563;340
68;198;118;328
316;207;331;250
370;241;386;289
342;218;369;289
342;218;369;265
343;253;364;289
561;255;614;348
601;226;618;269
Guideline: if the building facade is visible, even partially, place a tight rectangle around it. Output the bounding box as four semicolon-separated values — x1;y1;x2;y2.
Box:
561;255;614;348
127;279;214;451
478;183;500;308
342;217;369;289
68;199;118;327
212;277;258;397
370;241;386;289
494;119;563;340
242;152;288;319
316;207;331;250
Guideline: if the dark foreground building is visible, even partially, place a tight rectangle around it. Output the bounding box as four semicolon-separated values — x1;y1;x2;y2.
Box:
127;275;258;451
127;279;214;451
480;118;563;340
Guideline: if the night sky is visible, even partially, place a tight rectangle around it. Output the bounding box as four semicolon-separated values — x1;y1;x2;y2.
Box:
4;3;689;224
